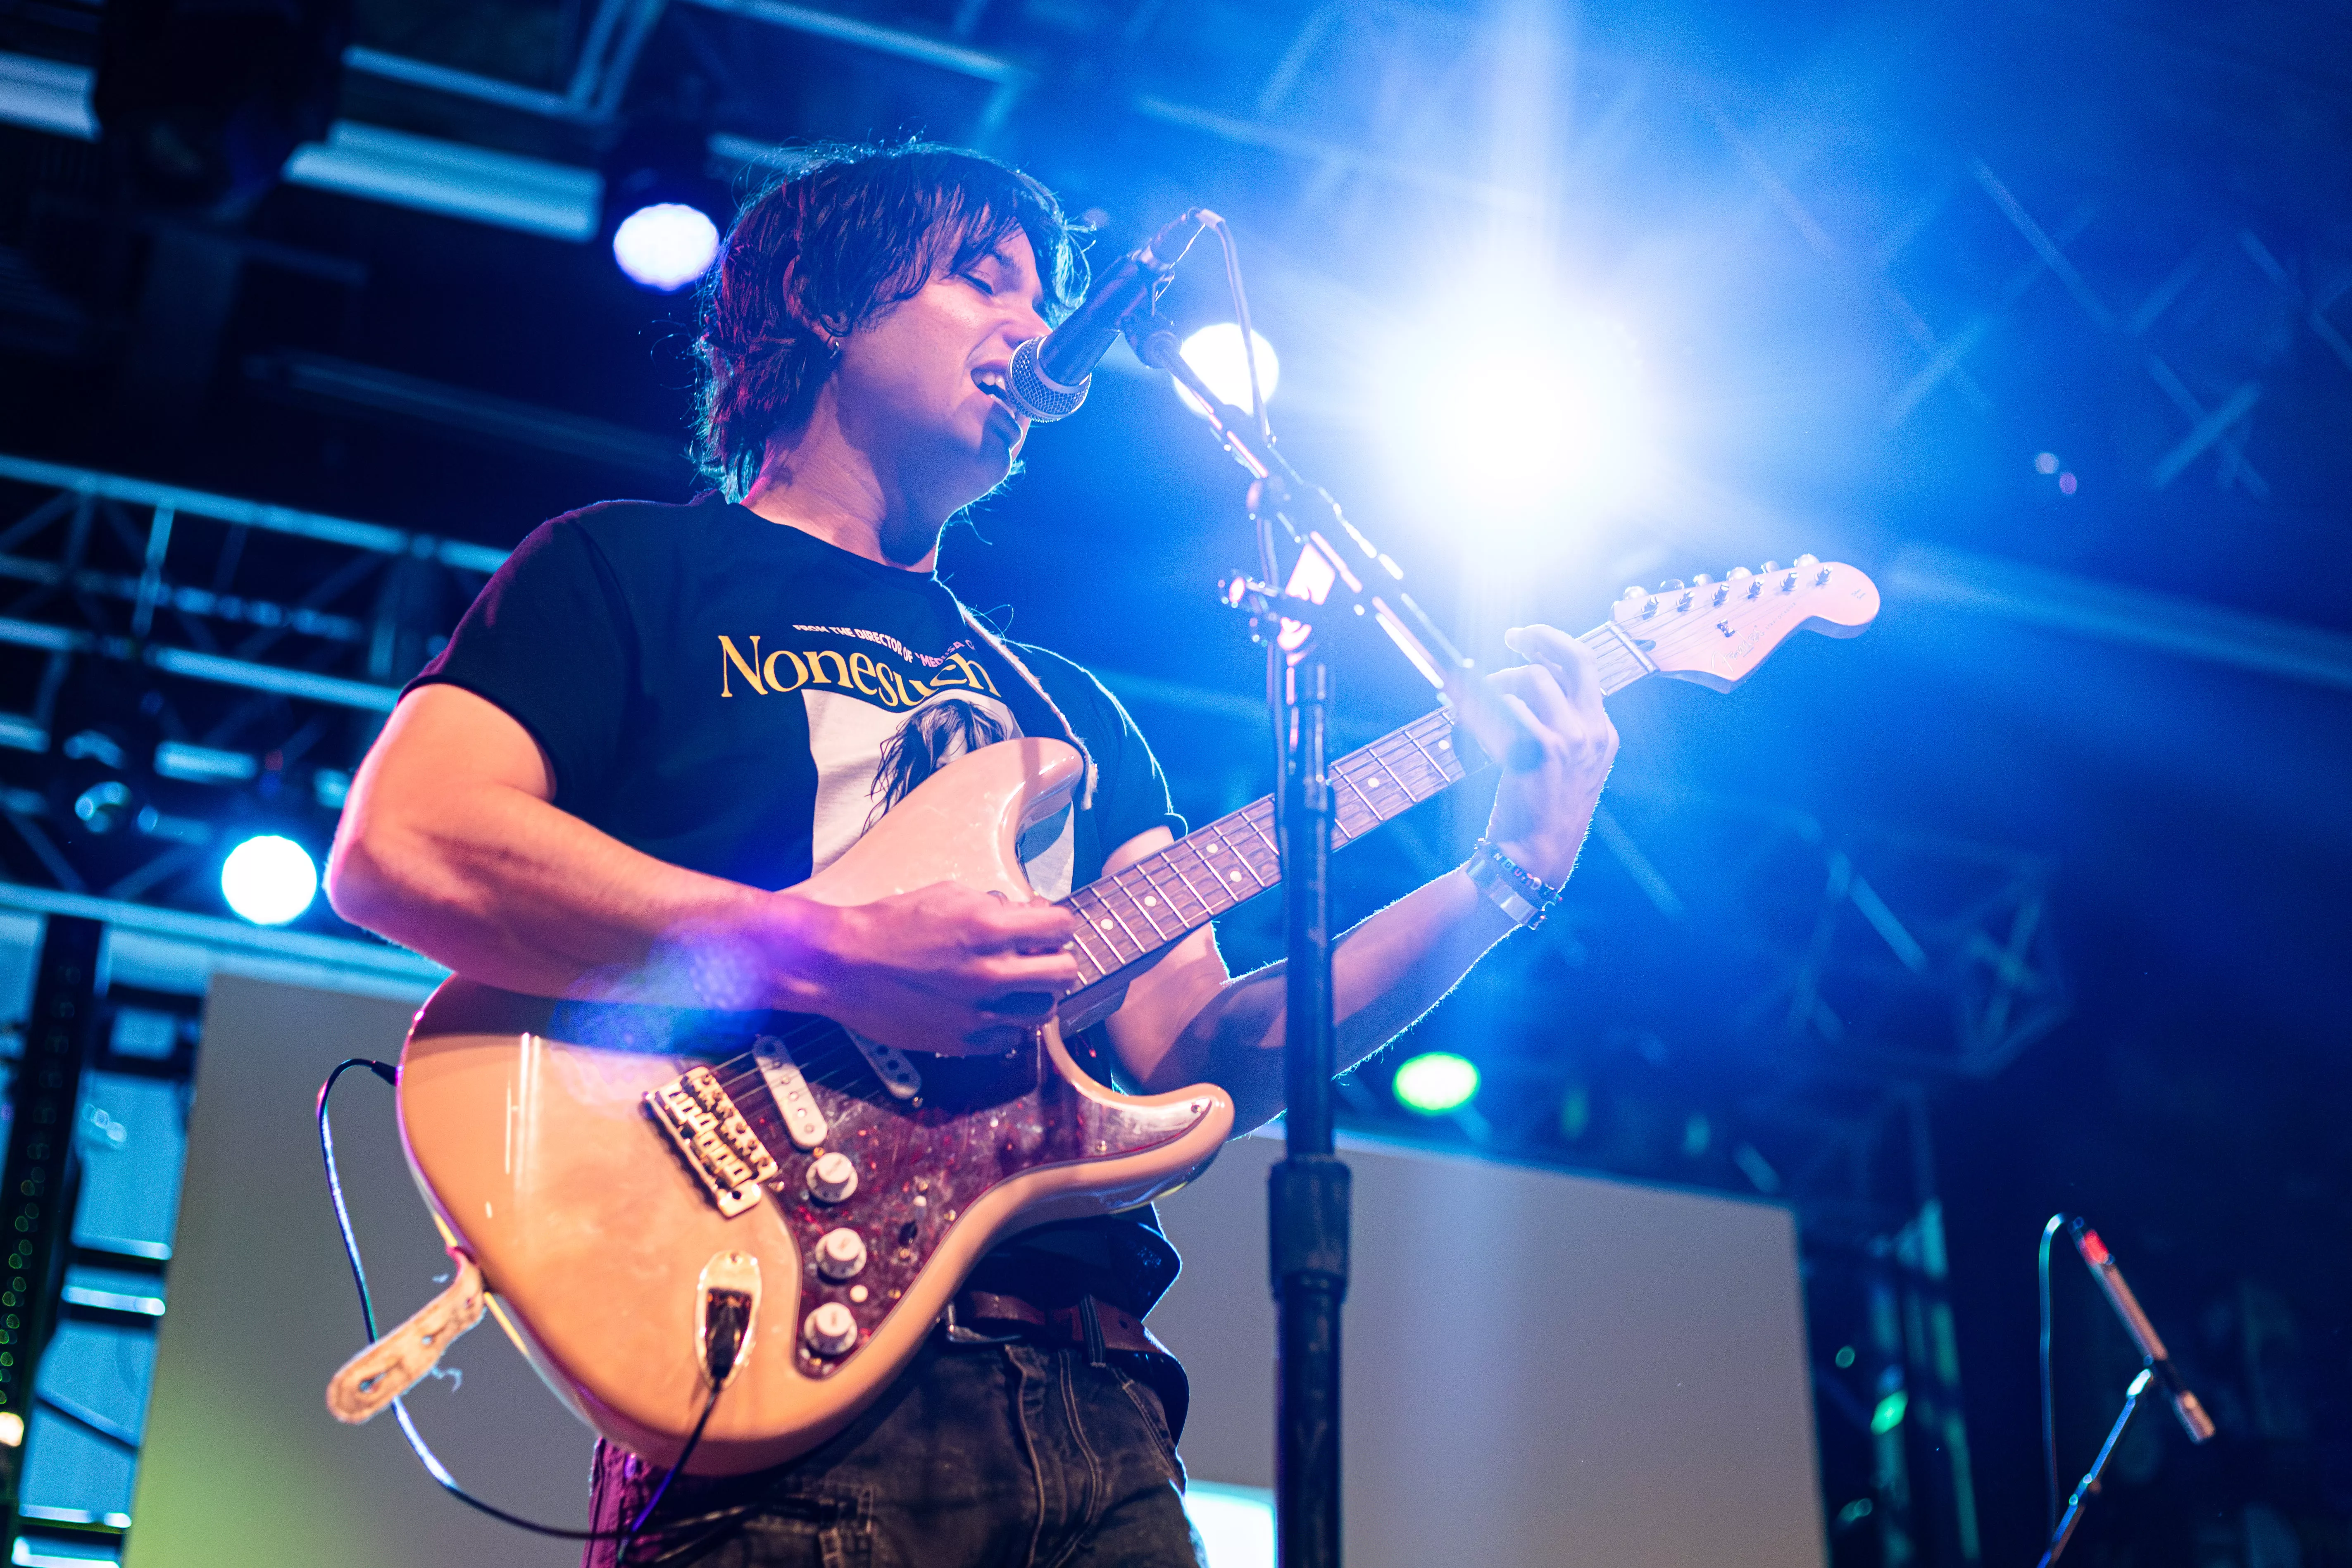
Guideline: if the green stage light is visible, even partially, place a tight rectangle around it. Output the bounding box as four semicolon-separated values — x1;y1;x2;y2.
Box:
1392;1052;1479;1115
1870;1390;1909;1435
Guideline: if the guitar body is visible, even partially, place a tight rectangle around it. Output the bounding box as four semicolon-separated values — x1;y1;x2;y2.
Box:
394;737;1236;1475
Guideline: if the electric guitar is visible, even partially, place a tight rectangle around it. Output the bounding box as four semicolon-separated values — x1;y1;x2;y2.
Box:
329;558;1879;1474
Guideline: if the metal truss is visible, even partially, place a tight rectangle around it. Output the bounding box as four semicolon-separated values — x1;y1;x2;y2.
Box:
0;454;503;911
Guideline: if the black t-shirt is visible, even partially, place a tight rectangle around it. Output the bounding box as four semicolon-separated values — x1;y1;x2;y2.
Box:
410;492;1186;1313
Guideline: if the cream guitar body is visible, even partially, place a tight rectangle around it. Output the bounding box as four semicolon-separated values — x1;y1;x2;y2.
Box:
355;556;1878;1478
393;737;1236;1475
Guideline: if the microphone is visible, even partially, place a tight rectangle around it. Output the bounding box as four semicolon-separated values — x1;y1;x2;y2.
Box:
2069;1219;2216;1443
1005;209;1209;422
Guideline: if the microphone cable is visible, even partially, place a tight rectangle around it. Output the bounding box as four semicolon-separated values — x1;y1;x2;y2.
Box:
317;1059;760;1561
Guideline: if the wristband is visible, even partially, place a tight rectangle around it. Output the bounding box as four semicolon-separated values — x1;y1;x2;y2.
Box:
1464;838;1563;930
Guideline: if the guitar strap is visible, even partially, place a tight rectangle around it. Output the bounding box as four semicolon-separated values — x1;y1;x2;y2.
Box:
955;602;1099;814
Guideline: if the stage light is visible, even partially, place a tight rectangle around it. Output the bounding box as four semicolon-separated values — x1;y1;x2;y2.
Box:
221;834;318;925
1870;1390;1909;1435
1392;1051;1479;1115
1377;308;1656;523
612;202;720;293
1175;324;1279;418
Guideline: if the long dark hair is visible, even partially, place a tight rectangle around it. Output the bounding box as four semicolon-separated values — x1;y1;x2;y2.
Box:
693;141;1087;499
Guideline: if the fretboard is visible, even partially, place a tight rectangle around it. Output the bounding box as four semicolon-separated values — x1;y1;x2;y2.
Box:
1059;621;1648;990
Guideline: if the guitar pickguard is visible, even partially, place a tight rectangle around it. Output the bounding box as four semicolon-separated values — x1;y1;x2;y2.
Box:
652;1020;1210;1378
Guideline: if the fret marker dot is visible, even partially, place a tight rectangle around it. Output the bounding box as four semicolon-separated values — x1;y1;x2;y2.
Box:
1099;920;1115;930
1143;896;1157;907
1230;871;1244;882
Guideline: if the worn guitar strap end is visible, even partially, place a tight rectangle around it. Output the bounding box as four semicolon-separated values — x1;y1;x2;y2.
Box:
325;1248;488;1425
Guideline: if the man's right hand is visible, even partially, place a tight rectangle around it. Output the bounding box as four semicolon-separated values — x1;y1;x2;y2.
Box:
765;884;1081;1055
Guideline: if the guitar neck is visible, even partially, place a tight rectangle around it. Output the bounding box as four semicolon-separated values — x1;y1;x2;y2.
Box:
1059;622;1650;991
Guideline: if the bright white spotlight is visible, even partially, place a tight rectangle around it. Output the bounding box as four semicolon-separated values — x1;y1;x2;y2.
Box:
1175;323;1279;419
221;834;318;926
612;202;721;292
1381;311;1656;520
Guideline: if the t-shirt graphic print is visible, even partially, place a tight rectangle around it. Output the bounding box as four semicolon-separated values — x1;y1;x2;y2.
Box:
743;622;1077;897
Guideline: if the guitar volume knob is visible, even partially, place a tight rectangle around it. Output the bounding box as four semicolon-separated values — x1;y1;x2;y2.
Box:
815;1227;868;1280
807;1152;859;1204
802;1302;858;1357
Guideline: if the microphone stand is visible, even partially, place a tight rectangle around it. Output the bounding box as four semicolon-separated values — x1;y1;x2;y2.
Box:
2038;1368;2154;1567
1125;314;1468;1568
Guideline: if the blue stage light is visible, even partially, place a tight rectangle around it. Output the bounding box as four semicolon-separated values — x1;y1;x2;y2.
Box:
1175;324;1279;418
221;834;318;925
1379;308;1657;522
612;202;720;292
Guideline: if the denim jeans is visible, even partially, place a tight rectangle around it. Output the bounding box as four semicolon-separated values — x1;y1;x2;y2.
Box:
583;1336;1206;1567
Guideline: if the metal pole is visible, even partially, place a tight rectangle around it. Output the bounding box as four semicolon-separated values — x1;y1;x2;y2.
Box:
1271;648;1347;1568
2038;1369;2154;1568
0;915;103;1552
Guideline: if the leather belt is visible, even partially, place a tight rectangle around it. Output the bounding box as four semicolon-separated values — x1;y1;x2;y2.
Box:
946;1288;1167;1358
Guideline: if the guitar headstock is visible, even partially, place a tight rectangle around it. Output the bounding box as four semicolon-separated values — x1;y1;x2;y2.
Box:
1610;556;1880;692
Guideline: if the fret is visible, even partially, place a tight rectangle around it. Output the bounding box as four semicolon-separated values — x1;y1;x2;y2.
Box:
1096;890;1147;953
1135;854;1206;928
1369;733;1430;802
1581;625;1650;696
1217;816;1277;890
1114;868;1176;940
1331;760;1381;834
1239;806;1282;876
1071;888;1142;966
1067;918;1115;980
1395;720;1455;788
1159;842;1217;918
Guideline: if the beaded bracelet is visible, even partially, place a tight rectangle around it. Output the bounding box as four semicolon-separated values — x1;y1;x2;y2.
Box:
1463;838;1564;930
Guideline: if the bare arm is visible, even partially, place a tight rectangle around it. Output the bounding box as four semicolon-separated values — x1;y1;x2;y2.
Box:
1101;624;1616;1131
327;683;1079;1052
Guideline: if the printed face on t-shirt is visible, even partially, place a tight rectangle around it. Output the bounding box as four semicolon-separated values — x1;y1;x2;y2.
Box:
717;622;1076;898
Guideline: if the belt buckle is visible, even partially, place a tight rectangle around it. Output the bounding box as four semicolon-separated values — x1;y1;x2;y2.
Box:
941;1300;1026;1345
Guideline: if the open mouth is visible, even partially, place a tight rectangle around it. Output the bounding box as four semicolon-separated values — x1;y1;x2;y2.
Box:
973;366;1012;408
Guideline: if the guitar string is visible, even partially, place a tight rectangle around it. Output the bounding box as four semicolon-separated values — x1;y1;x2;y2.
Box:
1053;579;1820;975
669;582;1827;1073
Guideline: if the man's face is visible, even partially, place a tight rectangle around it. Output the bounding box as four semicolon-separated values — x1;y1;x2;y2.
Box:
831;226;1052;546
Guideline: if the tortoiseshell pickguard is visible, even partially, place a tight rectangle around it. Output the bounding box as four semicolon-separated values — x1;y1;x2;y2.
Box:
654;1017;1211;1376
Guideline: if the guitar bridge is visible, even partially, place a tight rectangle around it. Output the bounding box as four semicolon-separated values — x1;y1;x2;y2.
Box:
646;1065;781;1218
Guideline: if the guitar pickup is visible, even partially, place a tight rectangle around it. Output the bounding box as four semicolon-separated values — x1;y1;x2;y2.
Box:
848;1031;922;1100
647;1065;781;1218
753;1036;829;1149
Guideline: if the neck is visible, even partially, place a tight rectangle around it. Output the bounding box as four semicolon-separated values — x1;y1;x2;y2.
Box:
742;397;945;571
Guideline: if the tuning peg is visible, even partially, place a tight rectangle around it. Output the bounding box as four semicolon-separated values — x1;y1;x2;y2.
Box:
1621;586;1645;601
1691;573;1712;585
1659;578;1685;591
1795;553;1818;567
1726;566;1752;580
1760;561;1780;573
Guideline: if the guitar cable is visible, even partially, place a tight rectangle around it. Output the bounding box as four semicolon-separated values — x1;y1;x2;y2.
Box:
318;1059;761;1561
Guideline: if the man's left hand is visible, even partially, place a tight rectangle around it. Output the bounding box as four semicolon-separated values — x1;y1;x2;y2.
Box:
1457;623;1619;889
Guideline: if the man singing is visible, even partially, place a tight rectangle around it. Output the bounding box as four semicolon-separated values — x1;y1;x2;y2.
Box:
327;140;1616;1567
